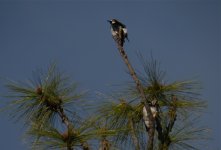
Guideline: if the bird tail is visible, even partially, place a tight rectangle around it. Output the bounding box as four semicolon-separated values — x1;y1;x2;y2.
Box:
126;36;129;42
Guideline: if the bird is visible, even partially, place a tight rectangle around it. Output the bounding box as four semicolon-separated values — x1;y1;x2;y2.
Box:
107;19;129;46
143;105;158;131
142;99;158;131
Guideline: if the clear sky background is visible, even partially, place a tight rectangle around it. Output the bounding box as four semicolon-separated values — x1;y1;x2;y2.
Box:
0;0;220;149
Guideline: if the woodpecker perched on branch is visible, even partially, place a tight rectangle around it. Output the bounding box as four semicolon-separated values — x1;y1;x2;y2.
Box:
107;19;129;46
143;99;158;131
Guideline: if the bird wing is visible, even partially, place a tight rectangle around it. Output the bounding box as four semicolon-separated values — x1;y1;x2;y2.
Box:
115;20;126;28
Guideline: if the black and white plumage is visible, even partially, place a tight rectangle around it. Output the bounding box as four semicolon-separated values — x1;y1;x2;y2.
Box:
107;19;129;46
143;106;158;130
143;99;158;131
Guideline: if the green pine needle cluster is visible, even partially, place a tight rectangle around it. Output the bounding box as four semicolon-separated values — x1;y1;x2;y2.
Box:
1;59;209;150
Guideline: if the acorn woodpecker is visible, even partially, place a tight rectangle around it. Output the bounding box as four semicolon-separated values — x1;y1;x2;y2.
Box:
142;99;158;131
107;19;129;46
143;105;158;131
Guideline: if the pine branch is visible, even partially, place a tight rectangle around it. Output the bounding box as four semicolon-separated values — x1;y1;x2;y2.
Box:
158;95;177;150
155;115;163;143
57;105;90;150
166;95;177;135
112;28;155;150
129;118;140;150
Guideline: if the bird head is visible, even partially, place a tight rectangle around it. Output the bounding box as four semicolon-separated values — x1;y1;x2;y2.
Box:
107;19;117;24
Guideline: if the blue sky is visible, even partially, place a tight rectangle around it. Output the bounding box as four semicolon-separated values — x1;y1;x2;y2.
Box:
0;1;220;149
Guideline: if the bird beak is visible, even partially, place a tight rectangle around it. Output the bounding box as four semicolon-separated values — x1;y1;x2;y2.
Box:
107;20;111;23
